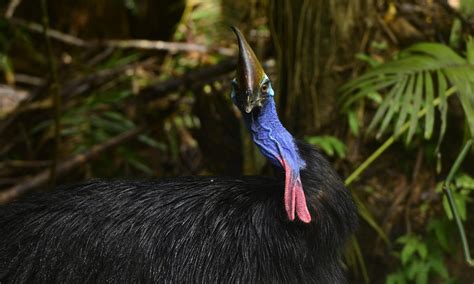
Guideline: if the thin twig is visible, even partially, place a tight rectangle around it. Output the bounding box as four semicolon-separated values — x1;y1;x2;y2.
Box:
442;139;474;266
40;0;61;186
10;17;88;47
62;57;157;99
101;39;235;56
138;58;237;100
0;160;51;168
376;15;398;45
0;127;143;204
8;17;235;56
14;74;45;86
4;0;22;19
436;0;474;34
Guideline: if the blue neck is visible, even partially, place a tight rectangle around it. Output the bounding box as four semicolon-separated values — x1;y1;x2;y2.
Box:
243;100;306;172
242;98;311;223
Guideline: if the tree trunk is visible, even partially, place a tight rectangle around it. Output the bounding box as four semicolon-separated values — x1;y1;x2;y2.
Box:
269;0;377;134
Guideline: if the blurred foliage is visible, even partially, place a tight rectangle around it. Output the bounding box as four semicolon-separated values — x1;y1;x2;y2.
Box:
1;0;474;283
305;135;347;158
341;38;474;145
338;0;474;281
387;231;453;284
440;173;474;221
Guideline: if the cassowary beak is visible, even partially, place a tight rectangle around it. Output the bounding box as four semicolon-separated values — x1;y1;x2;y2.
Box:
231;26;265;114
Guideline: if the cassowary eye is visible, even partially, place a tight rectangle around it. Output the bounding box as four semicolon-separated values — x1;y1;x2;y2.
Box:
261;82;269;93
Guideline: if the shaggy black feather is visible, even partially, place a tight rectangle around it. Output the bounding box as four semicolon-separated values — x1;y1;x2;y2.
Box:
0;141;357;284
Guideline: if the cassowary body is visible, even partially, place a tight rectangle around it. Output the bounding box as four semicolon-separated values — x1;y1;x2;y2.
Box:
1;143;356;283
0;27;357;283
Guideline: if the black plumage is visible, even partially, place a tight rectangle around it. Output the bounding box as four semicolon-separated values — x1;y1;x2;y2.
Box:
0;142;357;283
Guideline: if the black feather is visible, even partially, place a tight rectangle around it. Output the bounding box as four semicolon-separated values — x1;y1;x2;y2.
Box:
0;141;357;283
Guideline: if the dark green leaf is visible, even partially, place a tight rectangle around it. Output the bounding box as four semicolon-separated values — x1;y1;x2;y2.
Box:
429;257;449;279
406;43;465;65
424;71;434;139
368;78;400;133
377;77;409;138
406;72;423;143
348;110;360;136
395;75;415;135
435;70;448;152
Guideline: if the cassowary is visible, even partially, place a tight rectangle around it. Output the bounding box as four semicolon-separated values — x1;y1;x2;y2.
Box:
0;27;357;283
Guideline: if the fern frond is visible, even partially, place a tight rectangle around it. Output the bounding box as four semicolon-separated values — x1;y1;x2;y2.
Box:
340;40;474;144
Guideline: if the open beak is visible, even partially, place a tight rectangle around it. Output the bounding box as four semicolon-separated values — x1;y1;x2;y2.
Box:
231;26;265;113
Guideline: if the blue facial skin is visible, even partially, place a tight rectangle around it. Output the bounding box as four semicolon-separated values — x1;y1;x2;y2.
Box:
231;76;306;174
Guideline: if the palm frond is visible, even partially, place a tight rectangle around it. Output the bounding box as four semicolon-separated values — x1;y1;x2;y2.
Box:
340;38;474;144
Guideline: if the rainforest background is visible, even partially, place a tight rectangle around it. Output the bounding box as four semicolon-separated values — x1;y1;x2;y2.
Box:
0;0;473;282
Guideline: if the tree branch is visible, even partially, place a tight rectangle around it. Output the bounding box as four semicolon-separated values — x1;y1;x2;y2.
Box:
0;127;143;204
138;58;237;101
4;0;22;19
8;17;235;56
9;17;88;47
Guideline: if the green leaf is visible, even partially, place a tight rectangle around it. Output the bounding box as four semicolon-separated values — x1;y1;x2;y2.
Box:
305;136;347;158
424;71;434;139
386;272;407;284
443;195;454;220
435;71;448;152
427;219;450;251
355;52;382;67
415;264;429;284
449;19;462;48
445;67;474;136
395;75;415;135
377;77;408;138
348;110;360;136
368;78;400;133
318;140;333;156
407;72;423;143
103;111;135;128
429;257;449;279
138;135;167;151
340;74;398;96
340;39;474;144
407;260;422;280
366;92;383;104
456;173;474;190
126;156;154;175
401;241;417;265
454;192;467;220
406;43;465;65
466;36;474;65
332;142;347;159
417;243;428;260
342;78;399;110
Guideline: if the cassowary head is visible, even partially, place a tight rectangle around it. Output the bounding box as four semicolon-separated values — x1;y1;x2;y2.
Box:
230;26;311;223
230;26;274;114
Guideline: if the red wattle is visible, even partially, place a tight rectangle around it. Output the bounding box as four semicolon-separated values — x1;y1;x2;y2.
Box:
281;159;311;223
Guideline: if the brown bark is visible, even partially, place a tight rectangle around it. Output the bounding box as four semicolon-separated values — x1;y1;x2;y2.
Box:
269;0;377;134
